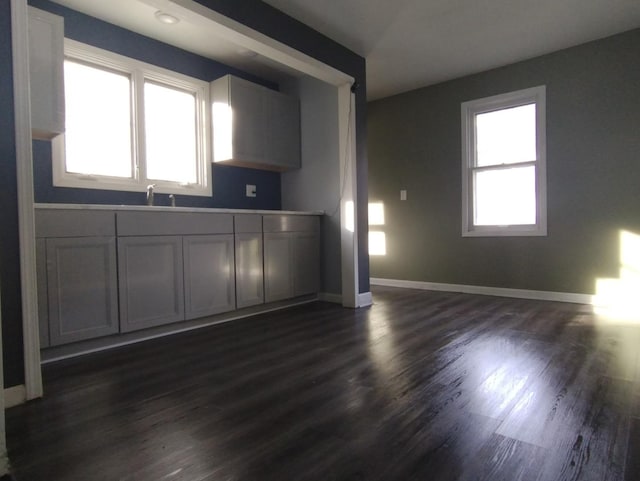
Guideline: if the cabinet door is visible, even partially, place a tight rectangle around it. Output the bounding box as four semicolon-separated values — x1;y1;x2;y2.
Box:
184;234;235;320
36;238;49;348
268;91;301;169
230;77;266;163
235;233;264;308
264;232;293;302
118;236;184;332
293;232;320;296
46;237;118;346
28;6;64;140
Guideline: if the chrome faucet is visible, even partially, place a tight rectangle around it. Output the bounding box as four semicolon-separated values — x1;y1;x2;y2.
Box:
169;194;176;207
146;184;155;206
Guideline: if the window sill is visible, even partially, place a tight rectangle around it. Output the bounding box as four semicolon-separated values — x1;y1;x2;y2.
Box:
462;226;547;237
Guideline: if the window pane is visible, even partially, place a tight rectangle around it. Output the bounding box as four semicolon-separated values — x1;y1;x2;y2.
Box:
64;60;133;177
144;82;197;183
476;104;536;167
474;166;536;226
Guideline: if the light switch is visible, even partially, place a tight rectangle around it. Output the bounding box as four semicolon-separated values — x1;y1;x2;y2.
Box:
246;184;257;197
400;189;407;201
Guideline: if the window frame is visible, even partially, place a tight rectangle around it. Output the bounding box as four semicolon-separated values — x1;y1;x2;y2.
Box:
461;85;547;237
52;39;212;196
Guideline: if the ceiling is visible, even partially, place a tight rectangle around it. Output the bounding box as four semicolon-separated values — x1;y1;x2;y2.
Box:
52;0;640;100
263;0;640;100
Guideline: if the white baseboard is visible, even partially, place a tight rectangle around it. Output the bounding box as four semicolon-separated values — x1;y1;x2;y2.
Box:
319;292;372;307
358;291;373;307
319;292;342;304
370;278;594;305
5;384;27;408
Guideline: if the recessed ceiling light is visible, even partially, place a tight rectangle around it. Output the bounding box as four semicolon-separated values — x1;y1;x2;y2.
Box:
154;11;180;25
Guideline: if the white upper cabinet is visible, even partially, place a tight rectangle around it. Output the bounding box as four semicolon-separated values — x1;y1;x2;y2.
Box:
28;6;65;140
267;90;301;170
211;74;301;171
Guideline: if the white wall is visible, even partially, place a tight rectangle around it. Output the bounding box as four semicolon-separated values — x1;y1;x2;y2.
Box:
280;76;342;296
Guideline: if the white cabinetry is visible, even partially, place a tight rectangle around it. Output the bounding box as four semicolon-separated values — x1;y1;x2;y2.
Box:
263;215;319;302
28;6;65;140
268;91;301;170
117;235;185;332
184;234;235;320
234;215;264;308
36;207;320;349
211;74;300;171
264;232;294;303
292;230;320;297
35;210;118;346
116;211;235;332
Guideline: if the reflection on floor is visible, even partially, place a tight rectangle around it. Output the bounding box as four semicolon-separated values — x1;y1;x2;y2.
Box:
6;286;640;480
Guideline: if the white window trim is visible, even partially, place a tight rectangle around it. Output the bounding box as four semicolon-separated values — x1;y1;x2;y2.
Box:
52;39;212;196
461;85;547;237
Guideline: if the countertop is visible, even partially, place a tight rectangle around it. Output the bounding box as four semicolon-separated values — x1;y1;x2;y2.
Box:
34;203;324;216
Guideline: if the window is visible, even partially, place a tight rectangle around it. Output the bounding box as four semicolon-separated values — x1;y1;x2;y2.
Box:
52;39;211;196
461;86;546;236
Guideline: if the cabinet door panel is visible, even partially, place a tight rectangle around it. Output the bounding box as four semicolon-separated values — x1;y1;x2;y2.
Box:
268;91;300;169
36;238;49;348
231;78;266;162
264;232;293;302
47;237;118;345
28;6;64;139
293;232;320;296
235;233;264;308
118;236;184;332
184;235;235;320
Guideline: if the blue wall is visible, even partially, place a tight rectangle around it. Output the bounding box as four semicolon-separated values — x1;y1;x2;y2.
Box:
0;0;26;388
29;0;282;211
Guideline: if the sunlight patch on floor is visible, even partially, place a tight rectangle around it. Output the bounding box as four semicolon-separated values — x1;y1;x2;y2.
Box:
593;230;640;324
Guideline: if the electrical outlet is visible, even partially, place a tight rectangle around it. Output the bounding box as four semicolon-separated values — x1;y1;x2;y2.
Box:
400;189;407;201
246;184;257;197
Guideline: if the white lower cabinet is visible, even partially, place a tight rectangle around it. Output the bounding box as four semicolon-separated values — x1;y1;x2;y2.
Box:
235;232;265;308
36;239;50;348
264;232;294;303
263;215;320;302
118;236;185;332
45;237;119;345
234;214;264;308
36;208;320;348
292;231;320;297
184;234;235;320
35;210;118;347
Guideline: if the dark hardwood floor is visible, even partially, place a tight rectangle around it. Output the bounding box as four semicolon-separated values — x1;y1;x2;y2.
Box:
6;286;640;480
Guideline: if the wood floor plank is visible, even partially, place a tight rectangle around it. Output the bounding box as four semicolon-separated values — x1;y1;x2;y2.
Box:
6;286;640;480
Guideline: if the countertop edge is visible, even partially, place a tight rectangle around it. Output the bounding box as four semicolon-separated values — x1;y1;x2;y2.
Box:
34;203;324;216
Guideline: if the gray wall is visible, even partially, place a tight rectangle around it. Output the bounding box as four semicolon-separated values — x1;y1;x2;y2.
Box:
368;28;640;295
281;76;342;296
